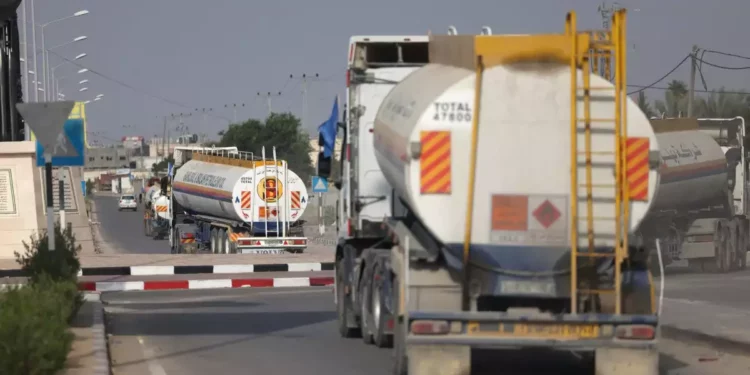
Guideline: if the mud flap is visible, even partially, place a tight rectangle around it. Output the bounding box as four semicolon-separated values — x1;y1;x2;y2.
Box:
595;347;658;375
407;345;471;375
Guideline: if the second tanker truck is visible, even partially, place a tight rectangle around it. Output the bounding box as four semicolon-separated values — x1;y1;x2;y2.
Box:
167;146;310;254
322;10;662;375
638;117;748;273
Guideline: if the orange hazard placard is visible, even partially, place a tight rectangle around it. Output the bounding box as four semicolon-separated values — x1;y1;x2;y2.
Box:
241;191;252;209
290;191;301;209
259;207;278;218
420;131;451;194
625;137;650;201
491;195;529;231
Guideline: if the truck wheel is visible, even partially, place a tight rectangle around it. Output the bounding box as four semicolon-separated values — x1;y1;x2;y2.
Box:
170;228;176;254
360;263;375;345
372;262;393;348
220;229;229;254
336;258;359;338
391;274;408;375
210;229;219;253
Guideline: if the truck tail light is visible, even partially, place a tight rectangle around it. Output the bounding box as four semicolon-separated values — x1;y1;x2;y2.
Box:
291;239;306;245
410;320;449;335
180;232;194;239
615;325;655;340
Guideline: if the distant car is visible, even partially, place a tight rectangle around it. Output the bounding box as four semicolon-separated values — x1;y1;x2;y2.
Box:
118;195;138;211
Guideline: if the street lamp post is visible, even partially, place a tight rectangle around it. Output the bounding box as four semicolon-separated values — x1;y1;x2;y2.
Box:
38;9;89;101
44;36;87;101
51;53;86;101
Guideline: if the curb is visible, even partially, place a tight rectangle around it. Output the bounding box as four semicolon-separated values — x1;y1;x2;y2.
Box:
0;261;335;278
77;276;335;292
83;293;111;375
661;324;750;355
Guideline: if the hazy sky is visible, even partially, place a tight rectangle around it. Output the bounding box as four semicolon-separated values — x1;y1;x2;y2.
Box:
25;0;750;144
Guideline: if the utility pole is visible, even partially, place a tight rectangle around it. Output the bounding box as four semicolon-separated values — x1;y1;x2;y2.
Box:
161;115;167;161
224;103;245;123
687;45;699;118
257;92;281;116
289;73;320;130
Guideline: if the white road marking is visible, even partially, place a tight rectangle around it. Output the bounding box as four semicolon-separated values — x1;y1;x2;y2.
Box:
138;336;168;375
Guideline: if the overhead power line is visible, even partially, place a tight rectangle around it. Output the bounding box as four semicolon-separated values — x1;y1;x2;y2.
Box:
46;48;233;123
626;55;691;95
627;84;748;95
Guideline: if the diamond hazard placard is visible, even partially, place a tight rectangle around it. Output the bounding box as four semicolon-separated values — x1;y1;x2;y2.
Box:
532;200;561;229
490;194;568;247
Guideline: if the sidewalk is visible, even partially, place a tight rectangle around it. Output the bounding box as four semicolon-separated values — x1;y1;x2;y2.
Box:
60;294;109;375
661;297;750;346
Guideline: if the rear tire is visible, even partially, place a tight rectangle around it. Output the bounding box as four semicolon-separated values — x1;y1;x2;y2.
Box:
220;229;229;254
392;274;407;375
360;269;374;345
210;228;219;253
336;258;359;338
372;261;393;348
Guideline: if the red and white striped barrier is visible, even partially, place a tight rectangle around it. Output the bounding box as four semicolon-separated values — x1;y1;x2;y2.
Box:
2;276;334;292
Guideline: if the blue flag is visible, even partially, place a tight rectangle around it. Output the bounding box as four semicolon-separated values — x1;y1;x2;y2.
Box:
318;97;339;158
167;162;174;178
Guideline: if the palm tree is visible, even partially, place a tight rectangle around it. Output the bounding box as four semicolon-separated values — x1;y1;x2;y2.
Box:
654;80;689;117
693;88;750;119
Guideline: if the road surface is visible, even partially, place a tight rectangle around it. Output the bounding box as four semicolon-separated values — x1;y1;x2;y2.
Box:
103;288;750;375
94;195;165;254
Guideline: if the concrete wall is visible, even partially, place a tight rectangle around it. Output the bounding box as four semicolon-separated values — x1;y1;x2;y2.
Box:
0;141;44;258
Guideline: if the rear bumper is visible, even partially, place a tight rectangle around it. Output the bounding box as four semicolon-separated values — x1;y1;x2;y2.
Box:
404;311;658;351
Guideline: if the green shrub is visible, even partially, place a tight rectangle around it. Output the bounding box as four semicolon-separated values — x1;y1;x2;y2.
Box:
0;279;75;375
15;223;81;285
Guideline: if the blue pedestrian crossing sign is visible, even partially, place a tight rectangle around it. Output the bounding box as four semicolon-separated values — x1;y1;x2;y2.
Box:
312;176;328;193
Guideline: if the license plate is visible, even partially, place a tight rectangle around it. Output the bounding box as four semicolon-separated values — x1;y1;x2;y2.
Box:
500;280;556;295
241;248;286;255
467;322;600;339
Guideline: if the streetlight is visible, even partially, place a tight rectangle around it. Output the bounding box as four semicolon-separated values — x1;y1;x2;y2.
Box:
79;79;88;85
35;9;89;101
78;68;89;74
43;35;87;101
79;87;88;92
52;52;87;100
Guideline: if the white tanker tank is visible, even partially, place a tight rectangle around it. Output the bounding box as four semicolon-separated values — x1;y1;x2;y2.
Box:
373;58;659;266
648;130;729;214
172;159;309;232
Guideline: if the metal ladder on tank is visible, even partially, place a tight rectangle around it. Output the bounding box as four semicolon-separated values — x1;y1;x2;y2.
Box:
568;9;629;315
260;146;286;238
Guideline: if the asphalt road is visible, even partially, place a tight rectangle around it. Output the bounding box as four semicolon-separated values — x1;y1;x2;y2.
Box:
659;266;750;311
103;288;750;375
94;195;166;254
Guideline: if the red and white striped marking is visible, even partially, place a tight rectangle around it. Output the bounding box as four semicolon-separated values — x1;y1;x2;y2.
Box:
76;276;334;292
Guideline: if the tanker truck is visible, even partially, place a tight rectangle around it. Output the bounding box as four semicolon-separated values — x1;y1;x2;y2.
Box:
638;117;748;273
321;11;662;375
168;146;309;254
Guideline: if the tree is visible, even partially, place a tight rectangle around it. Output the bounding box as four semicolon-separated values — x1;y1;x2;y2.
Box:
693;88;750;119
654;79;689;117
218;112;314;183
635;91;656;118
151;154;174;174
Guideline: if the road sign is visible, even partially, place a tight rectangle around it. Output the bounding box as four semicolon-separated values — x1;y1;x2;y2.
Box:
312;176;328;193
16;101;85;166
32;118;86;167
